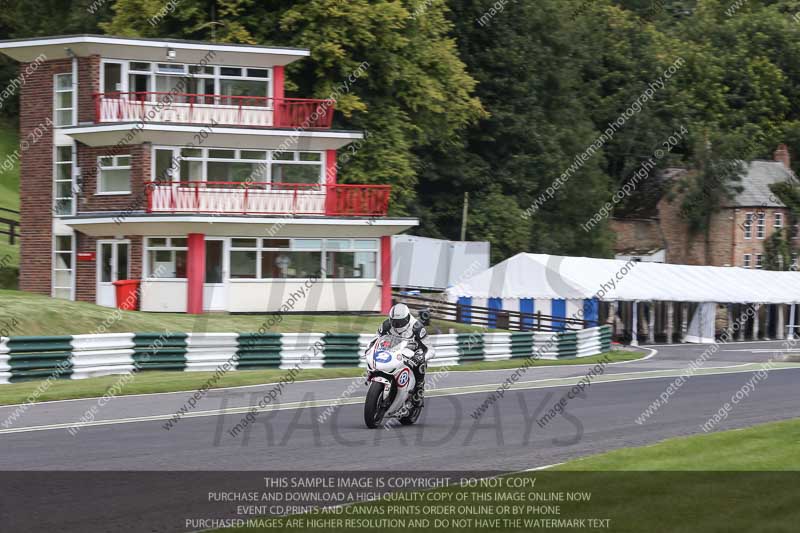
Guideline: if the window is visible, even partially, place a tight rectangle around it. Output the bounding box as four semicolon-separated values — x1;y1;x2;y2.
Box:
743;213;753;239
262;239;322;279
98;155;131;194
230;238;259;279
756;213;766;239
743;254;751;268
54;145;74;216
325;239;378;279
226;238;377;280
53;235;74;300
775;212;784;230
756;254;764;269
53;73;74;126
151;147;321;185
101;60;272;106
146;238;187;278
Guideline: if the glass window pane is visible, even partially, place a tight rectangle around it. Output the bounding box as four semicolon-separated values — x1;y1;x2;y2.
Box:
157;63;185;74
207;161;261;183
116;156;131;167
56;181;72;198
355;239;377;250
117;244;129;281
103;64;121;93
99;156;113;167
155;75;183;93
130;62;151;71
230;250;257;278
100;168;131;192
262;251;321;279
175;250;187;278
219;79;267;105
55;253;72;270
172;238;187;248
180;159;203;182
205;241;224;284
263;239;290;249
54;288;71;300
208;149;235;159
101;243;113;283
54;197;72;216
57;91;72;108
221;67;242;77
326;251;376;279
57;164;71;181
56;146;72;162
155;149;176;182
232;238;257;248
56;109;72;125
182;148;202;158
247;68;270;79
293;239;322;250
326;239;350;250
241;150;267;160
299;152;321;161
272;163;321;184
272;151;294;161
148;238;167;247
56;74;72;90
55;236;72;252
54;270;72;288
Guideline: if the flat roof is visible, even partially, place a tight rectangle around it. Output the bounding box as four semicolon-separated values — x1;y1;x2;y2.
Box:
0;34;310;67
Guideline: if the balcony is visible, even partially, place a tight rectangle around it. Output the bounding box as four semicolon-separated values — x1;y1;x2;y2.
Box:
146;182;391;217
94;92;334;129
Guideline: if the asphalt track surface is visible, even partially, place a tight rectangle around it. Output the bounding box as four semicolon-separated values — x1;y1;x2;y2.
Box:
1;341;799;532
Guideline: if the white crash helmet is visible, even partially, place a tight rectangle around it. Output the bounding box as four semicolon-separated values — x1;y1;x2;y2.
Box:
389;303;412;333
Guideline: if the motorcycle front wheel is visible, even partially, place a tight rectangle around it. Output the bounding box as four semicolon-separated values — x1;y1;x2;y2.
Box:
364;381;387;428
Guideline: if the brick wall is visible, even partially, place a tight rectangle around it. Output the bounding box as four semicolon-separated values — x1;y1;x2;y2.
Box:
76;143;150;213
657;193;735;266
18;58;72;295
78;55;100;124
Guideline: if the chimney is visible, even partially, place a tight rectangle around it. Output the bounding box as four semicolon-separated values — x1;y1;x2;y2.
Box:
774;143;791;170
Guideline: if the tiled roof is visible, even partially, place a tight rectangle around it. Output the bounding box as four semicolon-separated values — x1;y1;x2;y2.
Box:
728;160;798;207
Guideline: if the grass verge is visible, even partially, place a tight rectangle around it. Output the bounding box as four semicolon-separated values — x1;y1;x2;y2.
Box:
0;351;638;405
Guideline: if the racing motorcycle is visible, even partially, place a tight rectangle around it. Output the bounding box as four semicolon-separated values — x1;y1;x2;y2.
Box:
363;334;423;428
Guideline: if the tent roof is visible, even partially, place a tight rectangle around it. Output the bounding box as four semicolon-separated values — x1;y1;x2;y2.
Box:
445;253;800;304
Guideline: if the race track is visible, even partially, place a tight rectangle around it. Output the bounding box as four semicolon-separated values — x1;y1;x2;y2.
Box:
1;341;798;532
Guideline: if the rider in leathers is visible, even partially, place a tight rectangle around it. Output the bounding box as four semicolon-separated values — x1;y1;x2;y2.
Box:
374;303;429;406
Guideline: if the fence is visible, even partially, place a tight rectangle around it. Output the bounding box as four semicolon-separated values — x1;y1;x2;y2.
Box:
0;207;19;245
0;326;611;384
394;293;593;331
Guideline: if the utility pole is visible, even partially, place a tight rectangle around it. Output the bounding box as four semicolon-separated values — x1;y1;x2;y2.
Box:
460;191;469;241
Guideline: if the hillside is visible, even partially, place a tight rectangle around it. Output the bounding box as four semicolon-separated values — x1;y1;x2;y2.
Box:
0;119;19;275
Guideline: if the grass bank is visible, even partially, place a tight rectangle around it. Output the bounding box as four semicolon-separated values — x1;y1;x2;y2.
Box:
0;289;485;337
0;351;637;405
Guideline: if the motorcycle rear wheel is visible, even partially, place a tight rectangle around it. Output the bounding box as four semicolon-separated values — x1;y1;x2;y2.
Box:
364;382;387;428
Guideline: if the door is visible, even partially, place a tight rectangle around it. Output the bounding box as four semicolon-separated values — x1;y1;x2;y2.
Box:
97;240;130;307
102;61;125;96
203;238;228;311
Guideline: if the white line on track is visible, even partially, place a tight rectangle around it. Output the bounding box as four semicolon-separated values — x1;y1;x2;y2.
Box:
2;361;799;436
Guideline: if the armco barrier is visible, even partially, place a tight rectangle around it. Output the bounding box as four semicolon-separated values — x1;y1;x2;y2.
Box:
6;336;72;382
0;337;9;384
0;326;611;383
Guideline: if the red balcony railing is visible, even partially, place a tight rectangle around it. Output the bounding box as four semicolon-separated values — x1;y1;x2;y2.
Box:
94;92;334;129
146;182;391;217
